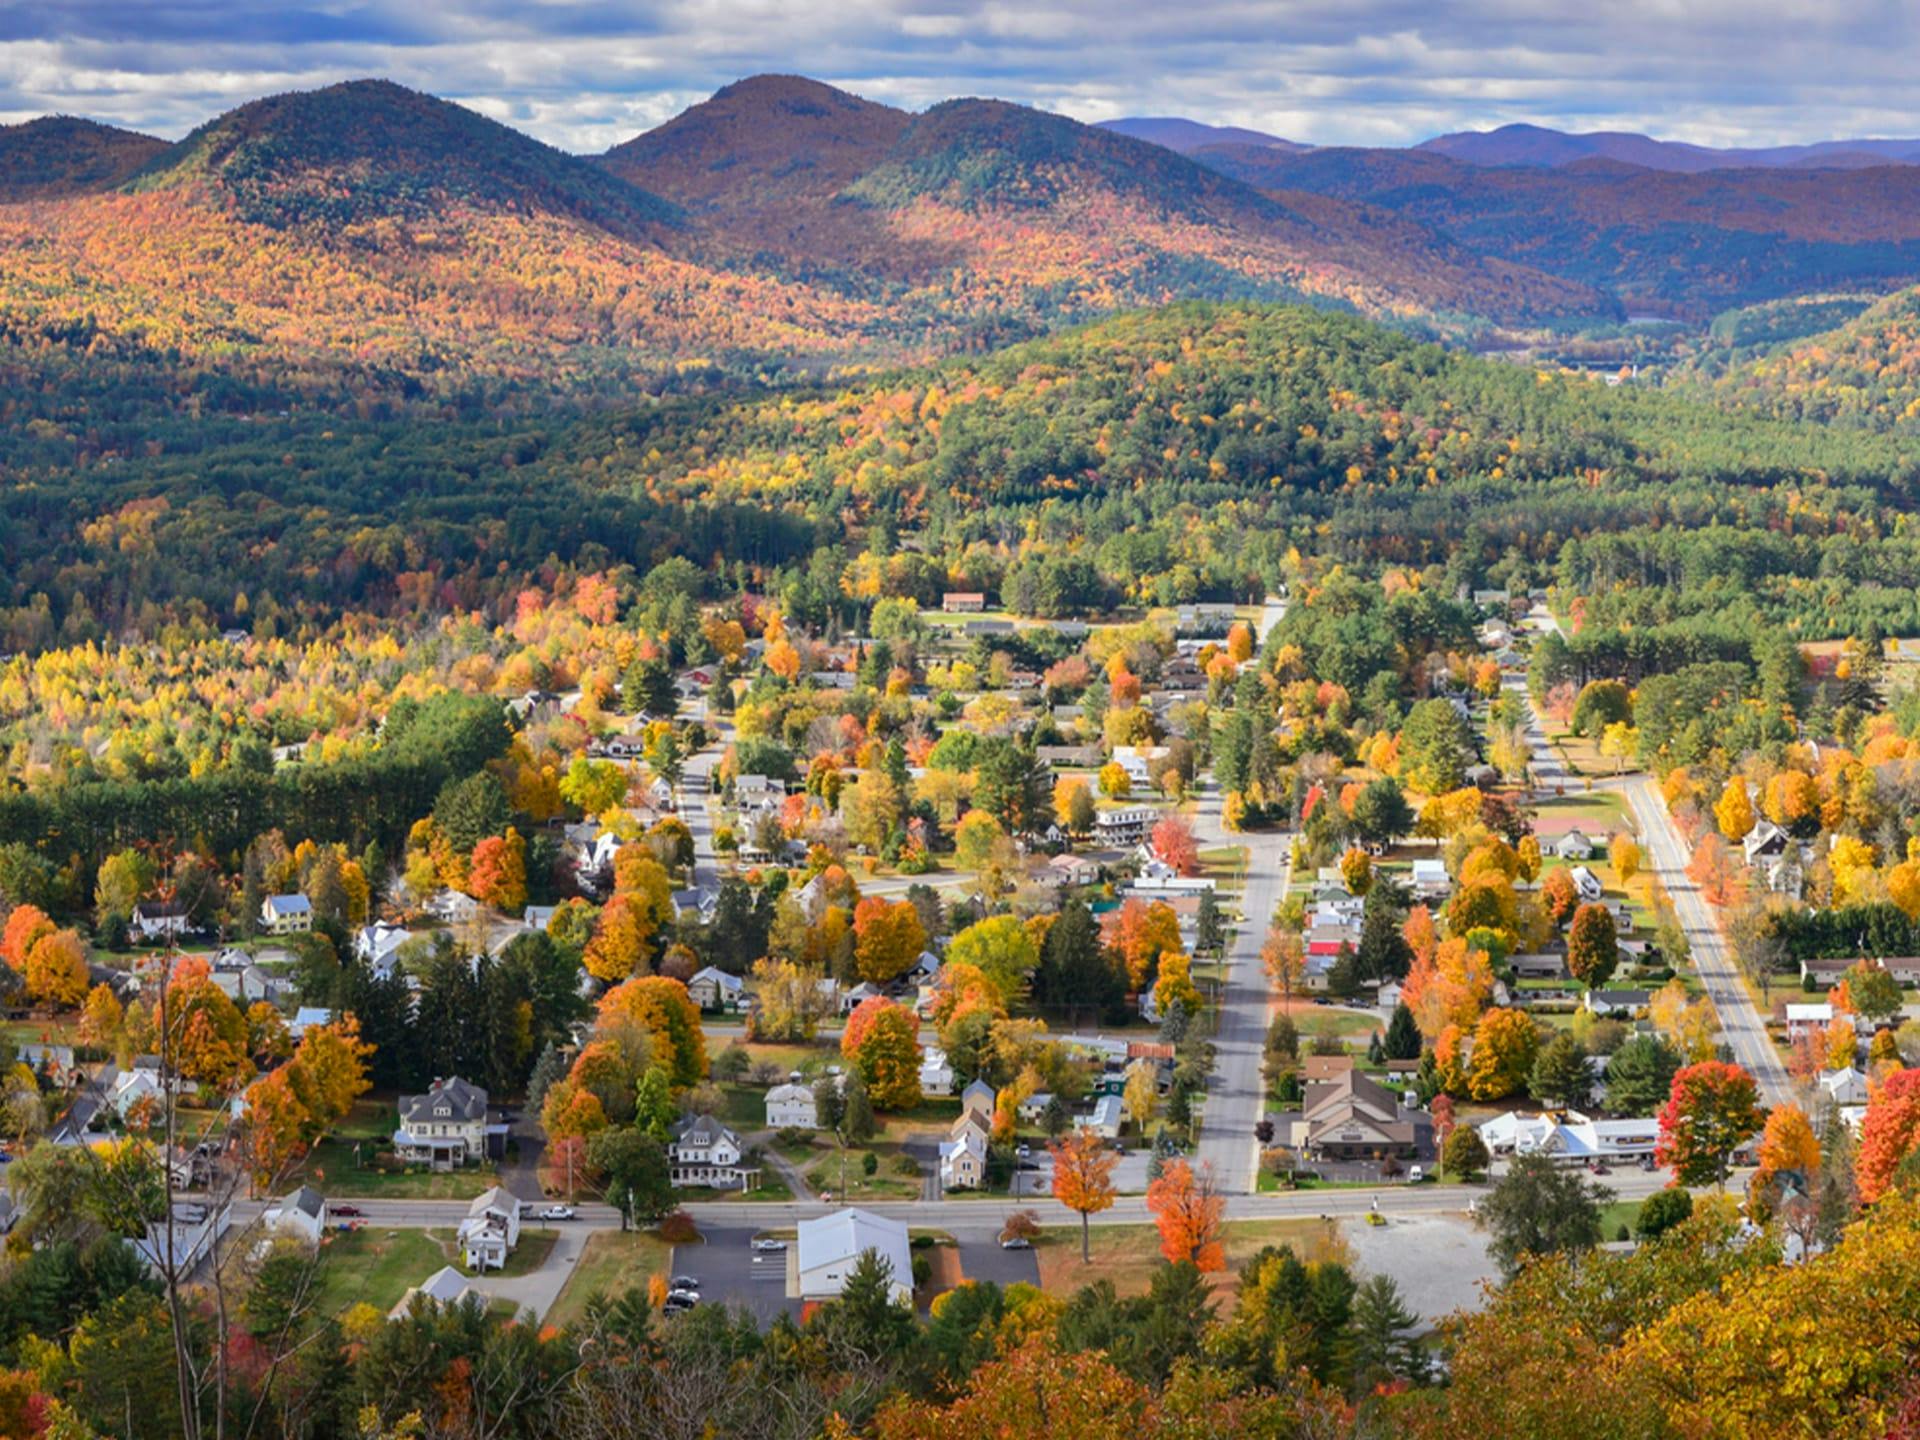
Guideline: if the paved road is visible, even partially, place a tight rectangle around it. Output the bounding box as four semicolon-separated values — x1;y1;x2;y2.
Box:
247;1163;1683;1236
1620;774;1790;1105
1517;603;1788;1106
1186;596;1292;1194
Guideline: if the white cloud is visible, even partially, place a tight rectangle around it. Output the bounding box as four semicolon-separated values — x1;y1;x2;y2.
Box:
4;0;1920;151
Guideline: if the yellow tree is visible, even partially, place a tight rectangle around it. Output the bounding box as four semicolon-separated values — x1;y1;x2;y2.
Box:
1609;834;1642;884
1714;777;1754;841
1749;1102;1820;1220
24;930;89;1009
1122;1060;1159;1135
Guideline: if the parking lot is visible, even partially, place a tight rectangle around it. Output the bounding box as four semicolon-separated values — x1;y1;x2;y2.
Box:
670;1223;801;1325
949;1226;1040;1288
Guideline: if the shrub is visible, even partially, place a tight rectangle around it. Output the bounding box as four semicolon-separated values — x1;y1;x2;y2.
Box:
656;1210;700;1244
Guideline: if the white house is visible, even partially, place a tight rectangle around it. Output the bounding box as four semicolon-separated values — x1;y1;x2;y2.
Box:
424;889;479;923
1478;1109;1659;1163
1077;1093;1125;1139
131;1203;232;1277
840;981;884;1014
686;966;746;1012
765;1078;819;1129
1093;806;1156;848
260;894;313;935
108;1064;167;1122
394;1076;489;1168
1567;865;1605;903
390;1265;473;1319
354;922;412;973
1410;859;1450;899
457;1186;523;1271
1821;1066;1872;1106
288;1006;334;1039
1548;831;1595;862
1786;1002;1835;1041
668;1114;759;1190
939;1124;988;1190
1582;988;1650;1017
130;902;191;944
262;1186;328;1246
918;1047;956;1097
795;1207;914;1306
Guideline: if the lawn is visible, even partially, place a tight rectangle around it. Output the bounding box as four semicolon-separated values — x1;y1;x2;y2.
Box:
544;1230;675;1331
299;1139;499;1200
1035;1217;1342;1306
1597;1199;1642;1241
806;1145;924;1202
307;1227;453;1318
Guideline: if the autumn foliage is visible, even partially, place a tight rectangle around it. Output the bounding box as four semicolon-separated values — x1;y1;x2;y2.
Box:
1145;1158;1225;1271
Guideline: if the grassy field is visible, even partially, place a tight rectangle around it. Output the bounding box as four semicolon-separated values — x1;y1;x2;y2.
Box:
307;1227;453;1318
544;1230;676;1330
299;1139;499;1199
805;1143;924;1201
1035;1217;1343;1307
1597;1198;1642;1241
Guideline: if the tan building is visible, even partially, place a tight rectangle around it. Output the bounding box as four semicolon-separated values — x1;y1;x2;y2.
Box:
1287;1056;1416;1161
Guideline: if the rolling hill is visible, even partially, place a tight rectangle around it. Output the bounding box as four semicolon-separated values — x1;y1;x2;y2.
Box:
1192;142;1920;317
1095;116;1307;154
0;115;168;200
604;77;1607;335
1416;121;1920;173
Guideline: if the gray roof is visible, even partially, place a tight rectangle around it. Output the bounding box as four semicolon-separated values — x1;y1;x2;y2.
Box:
398;1076;488;1124
673;1113;736;1147
283;1185;326;1219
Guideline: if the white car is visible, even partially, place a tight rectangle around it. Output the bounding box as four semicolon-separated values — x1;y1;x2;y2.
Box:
751;1238;787;1252
1407;1165;1425;1183
540;1205;576;1221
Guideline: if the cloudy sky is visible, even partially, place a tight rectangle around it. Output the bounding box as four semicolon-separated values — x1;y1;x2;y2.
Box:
5;0;1919;153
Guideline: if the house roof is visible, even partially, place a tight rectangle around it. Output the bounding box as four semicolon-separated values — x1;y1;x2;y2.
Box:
283;1185;326;1219
797;1207;911;1279
263;894;311;915
467;1185;520;1218
418;1266;472;1304
673;1113;738;1148
689;965;744;990
398;1076;488;1125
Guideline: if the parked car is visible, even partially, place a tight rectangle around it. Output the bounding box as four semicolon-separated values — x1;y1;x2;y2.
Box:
751;1238;787;1252
999;1236;1033;1250
1407;1165;1424;1183
540;1205;576;1221
662;1296;696;1314
1015;1143;1030;1159
331;1204;363;1217
670;1275;700;1290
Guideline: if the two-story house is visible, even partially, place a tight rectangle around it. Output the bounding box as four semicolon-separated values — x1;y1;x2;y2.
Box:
457;1185;523;1270
393;1076;489;1169
667;1114;759;1190
260;894;313;935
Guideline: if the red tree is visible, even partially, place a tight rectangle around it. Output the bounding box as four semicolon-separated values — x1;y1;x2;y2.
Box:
1149;815;1201;876
1145;1158;1225;1270
1857;1068;1920;1204
1656;1061;1764;1188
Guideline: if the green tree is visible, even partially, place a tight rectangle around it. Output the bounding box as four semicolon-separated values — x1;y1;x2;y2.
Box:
588;1125;675;1226
1480;1153;1610;1279
1606;1034;1683;1117
1442;1124;1491;1181
1383;1003;1421;1061
1346;1273;1428;1394
1529;1031;1593;1108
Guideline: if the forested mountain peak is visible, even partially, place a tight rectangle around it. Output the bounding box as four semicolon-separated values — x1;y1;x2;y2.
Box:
1097;116;1309;155
847;96;1287;218
0;114;168;201
601;73;909;210
129;78;680;234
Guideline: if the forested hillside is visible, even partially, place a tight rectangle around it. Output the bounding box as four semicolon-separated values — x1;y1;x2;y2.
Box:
1196;143;1920;316
4;301;1918;649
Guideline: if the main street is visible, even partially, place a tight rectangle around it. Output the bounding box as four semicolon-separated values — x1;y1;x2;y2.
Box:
229;1162;1680;1235
1517;603;1789;1105
1190;595;1291;1194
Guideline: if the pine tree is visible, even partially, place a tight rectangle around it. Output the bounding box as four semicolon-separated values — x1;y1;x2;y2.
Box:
841;1067;876;1143
1383;1003;1421;1061
1195;889;1225;955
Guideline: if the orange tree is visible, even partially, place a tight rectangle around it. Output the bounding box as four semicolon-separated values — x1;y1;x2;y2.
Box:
852;896;927;984
597;975;708;1087
1048;1127;1117;1262
840;994;923;1110
1145;1157;1225;1271
1857;1068;1920;1204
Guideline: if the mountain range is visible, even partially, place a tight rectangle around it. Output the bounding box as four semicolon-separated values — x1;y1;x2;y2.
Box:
11;74;1920;398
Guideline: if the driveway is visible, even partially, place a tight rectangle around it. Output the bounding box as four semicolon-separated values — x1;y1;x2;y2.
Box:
463;1223;590;1322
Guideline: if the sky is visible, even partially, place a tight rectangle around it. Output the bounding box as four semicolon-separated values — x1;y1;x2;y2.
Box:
5;0;1920;154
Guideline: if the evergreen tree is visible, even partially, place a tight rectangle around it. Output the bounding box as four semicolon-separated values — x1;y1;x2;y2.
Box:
1383;1003;1421;1061
1195;889;1225;955
1033;896;1124;1025
1347;1274;1428;1394
1529;1031;1593;1108
841;1068;876;1143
